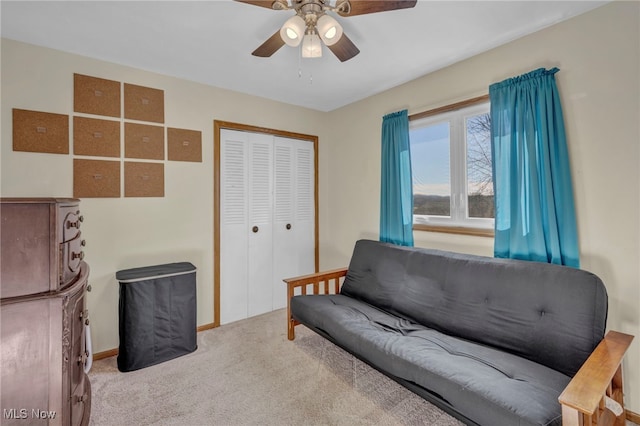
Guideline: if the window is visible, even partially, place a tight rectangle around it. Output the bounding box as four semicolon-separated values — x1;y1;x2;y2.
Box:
410;100;494;235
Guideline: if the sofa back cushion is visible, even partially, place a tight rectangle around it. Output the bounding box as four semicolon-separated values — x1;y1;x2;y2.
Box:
340;239;607;377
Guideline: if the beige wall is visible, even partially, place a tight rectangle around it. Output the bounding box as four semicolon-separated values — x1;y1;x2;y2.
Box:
2;0;639;414
323;1;639;412
0;38;329;356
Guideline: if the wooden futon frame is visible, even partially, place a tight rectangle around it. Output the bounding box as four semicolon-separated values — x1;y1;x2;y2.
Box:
284;268;634;426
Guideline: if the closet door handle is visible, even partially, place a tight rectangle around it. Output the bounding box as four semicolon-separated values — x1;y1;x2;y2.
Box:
252;226;259;233
286;223;291;230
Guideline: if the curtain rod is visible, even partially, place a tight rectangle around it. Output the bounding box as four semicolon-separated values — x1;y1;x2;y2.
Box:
409;94;490;121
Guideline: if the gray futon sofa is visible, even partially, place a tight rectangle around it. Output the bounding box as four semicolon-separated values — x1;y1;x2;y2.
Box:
284;239;633;426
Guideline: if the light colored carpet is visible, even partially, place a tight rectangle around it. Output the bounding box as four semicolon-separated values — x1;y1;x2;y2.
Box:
89;309;463;426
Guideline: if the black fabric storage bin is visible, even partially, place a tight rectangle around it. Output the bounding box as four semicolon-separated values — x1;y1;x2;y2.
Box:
116;262;197;372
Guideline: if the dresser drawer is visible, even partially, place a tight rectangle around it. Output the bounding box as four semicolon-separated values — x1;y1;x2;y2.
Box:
1;198;84;299
60;233;86;288
0;261;91;426
0;202;52;298
60;205;84;243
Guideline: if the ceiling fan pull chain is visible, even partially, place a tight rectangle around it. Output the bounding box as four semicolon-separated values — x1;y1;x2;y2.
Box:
298;45;303;78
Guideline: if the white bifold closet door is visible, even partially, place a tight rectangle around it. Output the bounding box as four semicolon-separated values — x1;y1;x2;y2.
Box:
220;129;315;325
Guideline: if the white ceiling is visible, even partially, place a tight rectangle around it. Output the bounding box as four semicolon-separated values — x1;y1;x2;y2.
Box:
1;1;607;112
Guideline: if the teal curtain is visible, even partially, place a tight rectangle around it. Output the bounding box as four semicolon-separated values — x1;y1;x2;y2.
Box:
490;68;579;267
380;110;414;246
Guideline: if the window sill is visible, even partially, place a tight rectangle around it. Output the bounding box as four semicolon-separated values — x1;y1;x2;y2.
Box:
413;223;494;238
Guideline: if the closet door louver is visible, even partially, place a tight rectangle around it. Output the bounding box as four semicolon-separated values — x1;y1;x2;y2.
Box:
272;139;295;310
272;137;315;310
247;136;273;318
294;141;315;276
220;130;249;324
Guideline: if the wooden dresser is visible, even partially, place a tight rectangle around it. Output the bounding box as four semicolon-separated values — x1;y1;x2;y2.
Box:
1;198;91;426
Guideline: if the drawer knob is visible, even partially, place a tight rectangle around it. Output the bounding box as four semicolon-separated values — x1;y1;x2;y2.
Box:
286;223;292;230
81;239;87;247
71;251;85;260
66;216;84;229
252;226;259;233
67;220;80;229
87;284;92;292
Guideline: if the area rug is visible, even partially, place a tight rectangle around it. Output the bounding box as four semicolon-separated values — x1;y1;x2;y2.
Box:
89;309;463;425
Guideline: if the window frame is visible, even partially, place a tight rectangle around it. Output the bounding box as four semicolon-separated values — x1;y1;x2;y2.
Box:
409;95;494;237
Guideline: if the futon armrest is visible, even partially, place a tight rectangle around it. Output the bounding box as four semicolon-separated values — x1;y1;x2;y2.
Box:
559;330;634;426
283;267;348;291
283;267;348;340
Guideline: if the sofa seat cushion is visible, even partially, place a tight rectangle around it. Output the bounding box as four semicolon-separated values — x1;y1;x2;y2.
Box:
291;294;570;426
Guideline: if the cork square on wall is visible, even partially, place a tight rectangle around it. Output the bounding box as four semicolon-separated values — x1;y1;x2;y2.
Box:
167;128;202;162
74;73;121;118
73;159;121;198
124;122;164;160
73;116;120;158
124;161;164;197
13;109;69;155
124;83;164;123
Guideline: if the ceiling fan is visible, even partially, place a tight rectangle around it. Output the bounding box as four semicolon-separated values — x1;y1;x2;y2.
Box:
236;0;418;62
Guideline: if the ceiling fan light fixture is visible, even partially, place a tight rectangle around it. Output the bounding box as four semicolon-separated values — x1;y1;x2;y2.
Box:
280;15;305;46
317;14;343;46
301;33;322;58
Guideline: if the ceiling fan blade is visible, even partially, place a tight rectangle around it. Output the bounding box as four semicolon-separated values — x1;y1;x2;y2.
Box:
234;0;276;9
337;0;417;17
252;30;286;57
327;34;360;62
